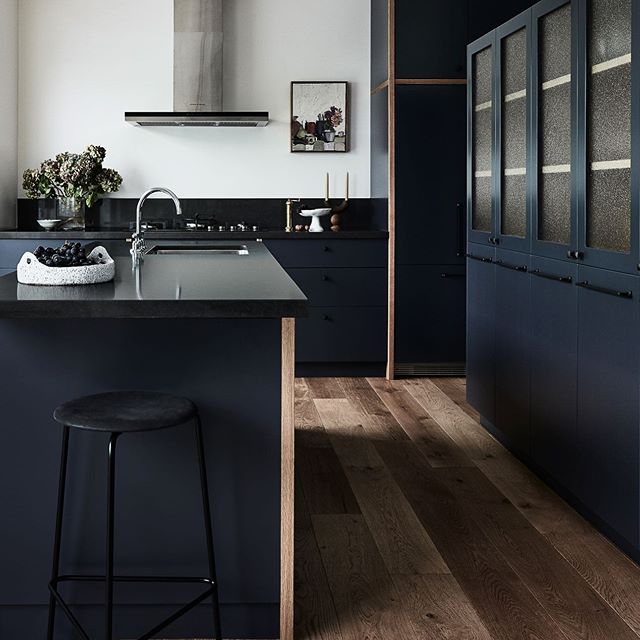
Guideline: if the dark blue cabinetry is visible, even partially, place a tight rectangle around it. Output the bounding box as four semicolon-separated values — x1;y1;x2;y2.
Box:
396;265;466;367
530;256;578;493
494;249;531;455
467;0;640;561
395;0;468;78
576;266;640;546
396;86;466;266
466;244;496;423
264;239;388;369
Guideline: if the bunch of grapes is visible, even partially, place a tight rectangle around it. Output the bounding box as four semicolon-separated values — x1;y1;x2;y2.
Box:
33;242;97;268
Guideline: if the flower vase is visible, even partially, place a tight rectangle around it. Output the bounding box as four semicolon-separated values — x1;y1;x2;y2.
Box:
58;197;85;231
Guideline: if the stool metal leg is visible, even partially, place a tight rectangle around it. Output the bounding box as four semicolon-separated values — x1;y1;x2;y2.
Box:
105;432;120;640
194;414;222;640
47;425;71;640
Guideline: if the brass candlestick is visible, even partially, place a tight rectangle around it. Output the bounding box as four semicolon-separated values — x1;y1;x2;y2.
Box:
324;172;350;231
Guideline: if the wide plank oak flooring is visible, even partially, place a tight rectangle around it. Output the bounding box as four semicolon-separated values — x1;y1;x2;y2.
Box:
294;377;640;640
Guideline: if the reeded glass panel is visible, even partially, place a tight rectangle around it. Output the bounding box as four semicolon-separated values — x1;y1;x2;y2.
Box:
501;28;527;238
472;46;493;233
538;3;572;245
586;0;631;253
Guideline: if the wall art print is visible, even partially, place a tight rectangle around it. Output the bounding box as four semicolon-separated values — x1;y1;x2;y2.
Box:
291;81;349;153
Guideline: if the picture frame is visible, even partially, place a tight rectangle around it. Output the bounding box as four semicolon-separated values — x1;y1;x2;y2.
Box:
290;81;349;153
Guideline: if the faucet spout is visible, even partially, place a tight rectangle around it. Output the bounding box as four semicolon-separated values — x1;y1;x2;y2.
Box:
131;187;182;260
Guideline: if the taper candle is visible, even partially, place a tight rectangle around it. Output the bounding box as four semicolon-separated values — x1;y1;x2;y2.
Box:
346;172;350;200
325;173;330;201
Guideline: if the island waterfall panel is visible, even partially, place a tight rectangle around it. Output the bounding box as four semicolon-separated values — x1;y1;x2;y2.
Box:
467;0;640;562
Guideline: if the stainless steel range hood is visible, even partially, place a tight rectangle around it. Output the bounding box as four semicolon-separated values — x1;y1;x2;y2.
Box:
125;0;268;128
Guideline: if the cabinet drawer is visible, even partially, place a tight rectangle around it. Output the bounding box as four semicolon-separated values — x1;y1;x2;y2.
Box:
287;268;387;307
296;307;387;362
264;239;387;268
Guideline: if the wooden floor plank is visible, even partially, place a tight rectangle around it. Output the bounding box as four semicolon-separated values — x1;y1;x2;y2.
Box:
339;377;409;441
294;475;344;640
404;378;503;460
368;377;473;468
547;529;640;637
296;440;361;515
311;514;417;640
407;378;591;536
296;398;331;449
375;439;567;640
393;573;494;640
316;399;449;576
431;377;481;423
437;466;639;640
305;378;346;399
295;378;640;640
474;451;592;536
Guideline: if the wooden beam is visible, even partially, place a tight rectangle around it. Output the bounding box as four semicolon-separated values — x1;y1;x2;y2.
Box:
387;0;396;380
280;318;296;640
371;79;390;95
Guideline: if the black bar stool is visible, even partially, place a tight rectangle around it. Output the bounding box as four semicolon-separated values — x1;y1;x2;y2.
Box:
46;390;222;640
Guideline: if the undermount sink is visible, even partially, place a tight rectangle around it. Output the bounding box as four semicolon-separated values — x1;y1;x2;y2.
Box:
145;244;249;256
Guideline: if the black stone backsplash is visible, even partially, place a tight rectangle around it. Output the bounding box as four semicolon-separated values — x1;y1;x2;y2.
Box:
17;198;382;232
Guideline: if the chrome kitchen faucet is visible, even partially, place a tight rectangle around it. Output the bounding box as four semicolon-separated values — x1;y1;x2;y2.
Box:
130;187;182;261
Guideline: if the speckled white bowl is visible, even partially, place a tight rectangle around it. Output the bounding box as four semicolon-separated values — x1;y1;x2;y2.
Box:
17;246;115;286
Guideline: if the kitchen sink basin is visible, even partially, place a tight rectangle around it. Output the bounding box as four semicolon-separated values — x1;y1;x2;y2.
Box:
145;244;249;256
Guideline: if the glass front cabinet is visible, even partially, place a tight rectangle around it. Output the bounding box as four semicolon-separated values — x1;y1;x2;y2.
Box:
468;32;497;245
469;0;639;273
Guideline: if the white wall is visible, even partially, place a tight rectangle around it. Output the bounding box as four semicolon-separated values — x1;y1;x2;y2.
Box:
18;0;371;199
0;0;18;226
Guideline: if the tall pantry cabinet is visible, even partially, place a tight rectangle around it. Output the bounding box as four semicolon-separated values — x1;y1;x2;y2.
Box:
467;0;640;556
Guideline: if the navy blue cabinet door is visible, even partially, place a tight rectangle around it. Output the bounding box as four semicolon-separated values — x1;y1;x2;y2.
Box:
466;244;496;422
529;256;578;493
396;265;466;365
493;249;531;454
575;0;638;273
395;0;467;78
495;11;532;253
576;265;640;546
468;33;498;247
531;0;579;262
396;85;466;265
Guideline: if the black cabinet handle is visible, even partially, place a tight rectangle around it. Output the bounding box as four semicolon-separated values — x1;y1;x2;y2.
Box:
441;272;466;279
530;269;573;284
466;253;493;263
323;314;332;321
321;275;330;282
495;260;527;272
489;236;501;245
567;250;584;260
456;202;465;257
323;246;331;253
576;281;633;299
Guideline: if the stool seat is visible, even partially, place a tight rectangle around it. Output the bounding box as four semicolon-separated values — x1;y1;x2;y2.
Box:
53;391;197;433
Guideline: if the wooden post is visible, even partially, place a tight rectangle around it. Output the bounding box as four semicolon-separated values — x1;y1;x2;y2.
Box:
280;318;296;640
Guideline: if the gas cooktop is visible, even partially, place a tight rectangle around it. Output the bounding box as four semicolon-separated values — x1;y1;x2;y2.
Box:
129;218;263;232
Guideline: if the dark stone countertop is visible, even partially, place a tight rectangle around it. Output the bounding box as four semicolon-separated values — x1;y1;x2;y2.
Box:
0;241;308;319
0;229;389;240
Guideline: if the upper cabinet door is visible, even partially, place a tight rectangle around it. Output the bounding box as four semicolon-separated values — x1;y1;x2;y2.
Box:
395;0;468;78
577;0;639;272
468;33;498;246
496;11;532;251
531;0;579;260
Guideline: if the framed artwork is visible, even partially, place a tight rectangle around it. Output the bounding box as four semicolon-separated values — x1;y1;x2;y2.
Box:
290;81;349;153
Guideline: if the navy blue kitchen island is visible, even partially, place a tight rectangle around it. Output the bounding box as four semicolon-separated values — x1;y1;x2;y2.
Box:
0;242;306;639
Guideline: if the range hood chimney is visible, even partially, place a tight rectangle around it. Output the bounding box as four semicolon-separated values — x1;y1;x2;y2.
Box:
125;0;268;127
